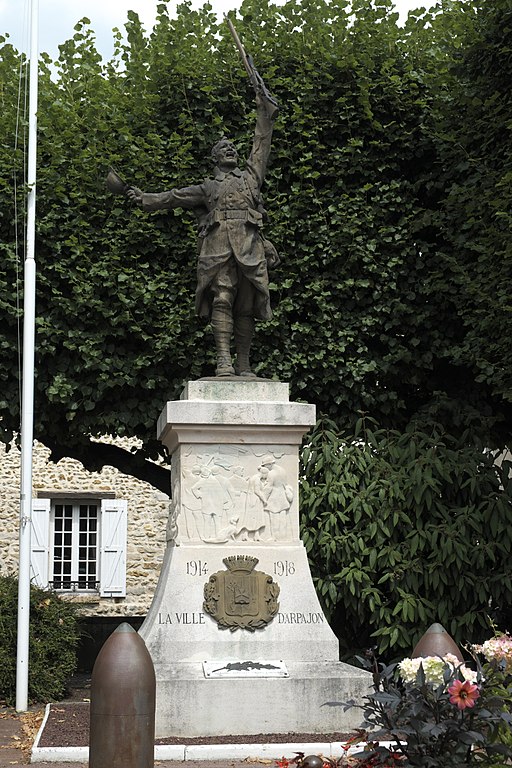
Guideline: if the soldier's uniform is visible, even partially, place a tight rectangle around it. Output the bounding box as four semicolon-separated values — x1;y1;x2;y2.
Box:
139;95;277;376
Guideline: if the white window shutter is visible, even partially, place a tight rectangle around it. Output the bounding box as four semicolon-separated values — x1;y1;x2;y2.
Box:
30;499;51;588
100;499;127;597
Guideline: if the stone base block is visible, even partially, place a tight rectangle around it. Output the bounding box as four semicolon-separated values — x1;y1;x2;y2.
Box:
143;381;373;739
153;661;370;738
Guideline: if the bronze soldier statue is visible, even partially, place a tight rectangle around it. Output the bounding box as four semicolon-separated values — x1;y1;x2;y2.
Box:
123;30;279;379
127;92;278;378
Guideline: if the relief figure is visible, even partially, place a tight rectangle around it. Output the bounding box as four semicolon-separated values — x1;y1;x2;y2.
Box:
179;450;293;543
190;463;237;541
238;466;267;541
259;455;293;541
181;465;203;539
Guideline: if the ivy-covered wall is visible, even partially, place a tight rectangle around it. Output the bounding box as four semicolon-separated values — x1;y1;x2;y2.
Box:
0;0;511;479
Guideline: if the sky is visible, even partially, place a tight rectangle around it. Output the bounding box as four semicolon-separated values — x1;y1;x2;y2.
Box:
1;0;428;63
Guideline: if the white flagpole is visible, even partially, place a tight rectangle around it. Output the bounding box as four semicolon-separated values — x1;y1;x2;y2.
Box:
16;0;39;712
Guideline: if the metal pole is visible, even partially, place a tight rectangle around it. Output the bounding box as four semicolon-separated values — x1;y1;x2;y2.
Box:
16;0;39;713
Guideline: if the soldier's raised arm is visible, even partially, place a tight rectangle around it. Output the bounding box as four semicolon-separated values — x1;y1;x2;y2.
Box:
225;16;279;120
224;18;279;186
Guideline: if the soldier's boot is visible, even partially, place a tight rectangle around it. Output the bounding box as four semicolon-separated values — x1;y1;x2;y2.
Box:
234;315;257;378
212;306;235;377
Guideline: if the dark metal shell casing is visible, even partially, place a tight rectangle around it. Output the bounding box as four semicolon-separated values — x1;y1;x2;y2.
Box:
411;622;463;661
89;623;156;768
301;756;325;768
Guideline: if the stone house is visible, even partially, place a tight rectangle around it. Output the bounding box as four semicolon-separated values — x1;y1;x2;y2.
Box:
0;438;169;662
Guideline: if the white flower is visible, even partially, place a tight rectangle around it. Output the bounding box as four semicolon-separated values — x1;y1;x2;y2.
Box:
399;654;477;686
399;657;423;683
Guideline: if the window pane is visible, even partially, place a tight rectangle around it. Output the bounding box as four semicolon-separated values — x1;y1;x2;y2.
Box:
52;500;100;591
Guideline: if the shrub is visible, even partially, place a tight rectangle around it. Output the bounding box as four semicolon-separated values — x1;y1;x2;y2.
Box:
300;416;512;659
0;575;79;705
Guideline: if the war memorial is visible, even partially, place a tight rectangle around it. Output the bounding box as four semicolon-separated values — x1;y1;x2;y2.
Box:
109;21;371;739
138;376;370;737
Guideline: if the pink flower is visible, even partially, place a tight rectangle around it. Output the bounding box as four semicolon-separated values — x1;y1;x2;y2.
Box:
447;679;480;710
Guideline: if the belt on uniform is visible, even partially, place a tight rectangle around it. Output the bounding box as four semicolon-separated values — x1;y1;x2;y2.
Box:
217;210;249;220
205;209;263;229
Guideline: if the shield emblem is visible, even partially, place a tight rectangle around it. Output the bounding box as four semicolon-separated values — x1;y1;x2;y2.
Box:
203;555;280;632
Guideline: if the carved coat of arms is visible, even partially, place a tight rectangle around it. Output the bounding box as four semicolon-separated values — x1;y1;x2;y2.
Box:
203;555;280;632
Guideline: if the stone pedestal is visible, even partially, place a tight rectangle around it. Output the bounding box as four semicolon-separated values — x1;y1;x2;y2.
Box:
139;380;371;738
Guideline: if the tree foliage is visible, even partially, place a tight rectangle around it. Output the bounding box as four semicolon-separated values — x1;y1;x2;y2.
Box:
0;0;510;485
417;1;512;430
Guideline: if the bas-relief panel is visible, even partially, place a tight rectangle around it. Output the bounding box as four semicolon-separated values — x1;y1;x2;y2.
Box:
167;446;296;545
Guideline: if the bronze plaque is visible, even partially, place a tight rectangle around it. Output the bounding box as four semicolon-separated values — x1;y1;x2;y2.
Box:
203;555;280;632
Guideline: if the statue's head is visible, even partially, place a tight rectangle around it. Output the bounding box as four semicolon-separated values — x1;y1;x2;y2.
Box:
211;138;239;170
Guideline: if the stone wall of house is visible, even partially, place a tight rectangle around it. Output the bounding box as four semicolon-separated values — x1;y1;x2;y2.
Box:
0;439;169;617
